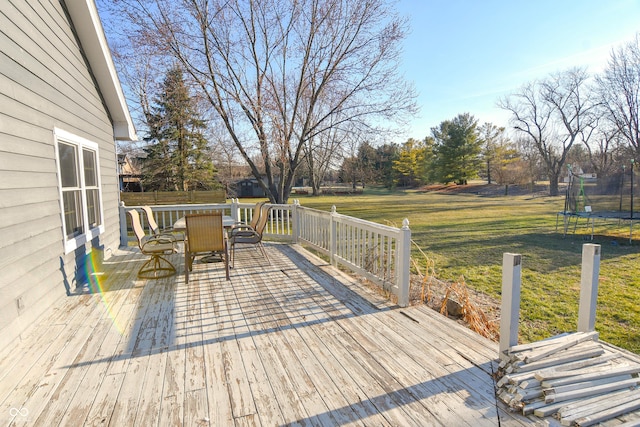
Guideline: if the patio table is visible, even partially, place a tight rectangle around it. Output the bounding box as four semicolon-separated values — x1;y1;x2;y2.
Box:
172;214;235;232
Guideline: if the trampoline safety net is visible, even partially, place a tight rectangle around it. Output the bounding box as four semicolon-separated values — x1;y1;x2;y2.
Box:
565;169;640;220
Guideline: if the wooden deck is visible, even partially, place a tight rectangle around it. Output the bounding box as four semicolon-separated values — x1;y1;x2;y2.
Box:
1;242;543;426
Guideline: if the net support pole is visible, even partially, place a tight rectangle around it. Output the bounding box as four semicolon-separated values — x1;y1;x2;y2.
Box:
631;160;634;219
631;160;635;244
578;244;601;333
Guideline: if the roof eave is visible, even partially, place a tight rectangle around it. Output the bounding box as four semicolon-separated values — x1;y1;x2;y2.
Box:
66;0;137;141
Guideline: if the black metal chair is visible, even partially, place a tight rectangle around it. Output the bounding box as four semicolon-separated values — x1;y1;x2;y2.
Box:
230;201;266;235
229;205;271;268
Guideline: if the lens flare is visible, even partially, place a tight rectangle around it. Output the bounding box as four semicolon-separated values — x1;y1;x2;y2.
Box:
84;249;125;334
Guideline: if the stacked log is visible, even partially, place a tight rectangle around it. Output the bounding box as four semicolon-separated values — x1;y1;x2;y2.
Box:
496;331;640;426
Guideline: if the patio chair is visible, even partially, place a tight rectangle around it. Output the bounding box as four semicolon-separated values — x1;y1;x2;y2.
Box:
230;201;266;235
128;209;177;279
229;205;271;268
185;212;230;282
141;205;183;241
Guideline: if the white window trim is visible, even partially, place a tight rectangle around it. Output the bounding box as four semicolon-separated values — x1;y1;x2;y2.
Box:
54;128;105;253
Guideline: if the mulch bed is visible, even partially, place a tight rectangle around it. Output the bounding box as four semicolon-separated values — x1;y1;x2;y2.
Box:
418;182;551;198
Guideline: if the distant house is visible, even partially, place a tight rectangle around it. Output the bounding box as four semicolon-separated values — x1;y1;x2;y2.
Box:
117;153;143;192
0;1;136;350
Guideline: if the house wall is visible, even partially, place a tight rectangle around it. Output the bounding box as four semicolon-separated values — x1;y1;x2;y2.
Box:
0;1;121;349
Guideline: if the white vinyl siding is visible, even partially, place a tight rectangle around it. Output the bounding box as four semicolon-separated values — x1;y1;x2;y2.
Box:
0;0;126;353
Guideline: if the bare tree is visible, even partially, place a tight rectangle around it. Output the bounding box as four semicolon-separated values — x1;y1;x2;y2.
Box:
338;135;364;190
499;68;597;195
514;137;544;186
596;34;640;163
582;118;625;177
206;125;244;196
478;122;508;184
303;118;349;196
106;0;416;203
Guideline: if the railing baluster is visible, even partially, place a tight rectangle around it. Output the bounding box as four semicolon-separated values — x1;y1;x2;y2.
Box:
121;202;410;307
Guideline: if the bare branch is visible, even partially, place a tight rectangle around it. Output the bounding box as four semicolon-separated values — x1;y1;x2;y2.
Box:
105;0;416;202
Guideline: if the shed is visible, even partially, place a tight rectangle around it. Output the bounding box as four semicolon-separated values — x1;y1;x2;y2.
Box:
0;0;136;350
235;177;269;197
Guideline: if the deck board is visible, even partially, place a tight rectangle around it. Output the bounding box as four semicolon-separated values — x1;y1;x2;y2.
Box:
277;280;419;424
253;272;358;426
201;276;241;426
1;243;561;426
255;279;376;426
233;271;314;426
266;264;392;426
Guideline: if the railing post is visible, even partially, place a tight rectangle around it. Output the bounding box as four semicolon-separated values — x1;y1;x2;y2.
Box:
230;198;239;222
330;205;337;266
499;253;522;359
396;218;411;307
578;244;601;332
292;200;299;243
119;201;128;247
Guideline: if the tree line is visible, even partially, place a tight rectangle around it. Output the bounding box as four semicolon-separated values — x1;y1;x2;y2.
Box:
338;35;640;196
101;0;640;200
334;116;520;191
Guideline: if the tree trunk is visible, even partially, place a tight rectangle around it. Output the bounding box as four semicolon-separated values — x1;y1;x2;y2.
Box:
311;184;320;196
549;172;560;196
309;170;320;196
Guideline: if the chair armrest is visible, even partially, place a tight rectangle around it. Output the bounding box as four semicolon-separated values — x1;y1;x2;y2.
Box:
154;231;178;242
142;235;176;248
230;224;254;231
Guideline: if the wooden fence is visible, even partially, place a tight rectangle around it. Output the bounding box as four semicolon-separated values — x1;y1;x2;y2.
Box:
120;190;226;206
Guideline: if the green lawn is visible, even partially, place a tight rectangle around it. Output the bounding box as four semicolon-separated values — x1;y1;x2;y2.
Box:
291;187;640;353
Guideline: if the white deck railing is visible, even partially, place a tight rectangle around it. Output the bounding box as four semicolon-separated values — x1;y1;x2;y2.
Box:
295;204;410;306
119;199;410;306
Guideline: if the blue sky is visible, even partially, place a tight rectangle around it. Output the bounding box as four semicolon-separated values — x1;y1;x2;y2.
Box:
396;0;640;139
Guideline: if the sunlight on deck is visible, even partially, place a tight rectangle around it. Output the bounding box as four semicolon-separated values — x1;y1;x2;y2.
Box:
0;243;542;426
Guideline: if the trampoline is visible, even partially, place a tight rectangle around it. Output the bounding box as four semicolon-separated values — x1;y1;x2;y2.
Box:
557;162;640;242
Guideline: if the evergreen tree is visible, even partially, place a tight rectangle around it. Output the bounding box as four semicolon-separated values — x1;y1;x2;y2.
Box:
375;143;400;189
142;66;217;191
421;136;437;183
431;113;483;185
338;156;358;189
356;142;378;189
393;138;432;187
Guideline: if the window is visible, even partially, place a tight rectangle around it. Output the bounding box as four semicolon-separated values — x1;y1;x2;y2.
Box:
55;129;104;253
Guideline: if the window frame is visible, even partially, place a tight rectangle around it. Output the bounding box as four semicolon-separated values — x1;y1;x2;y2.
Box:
54;128;105;253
